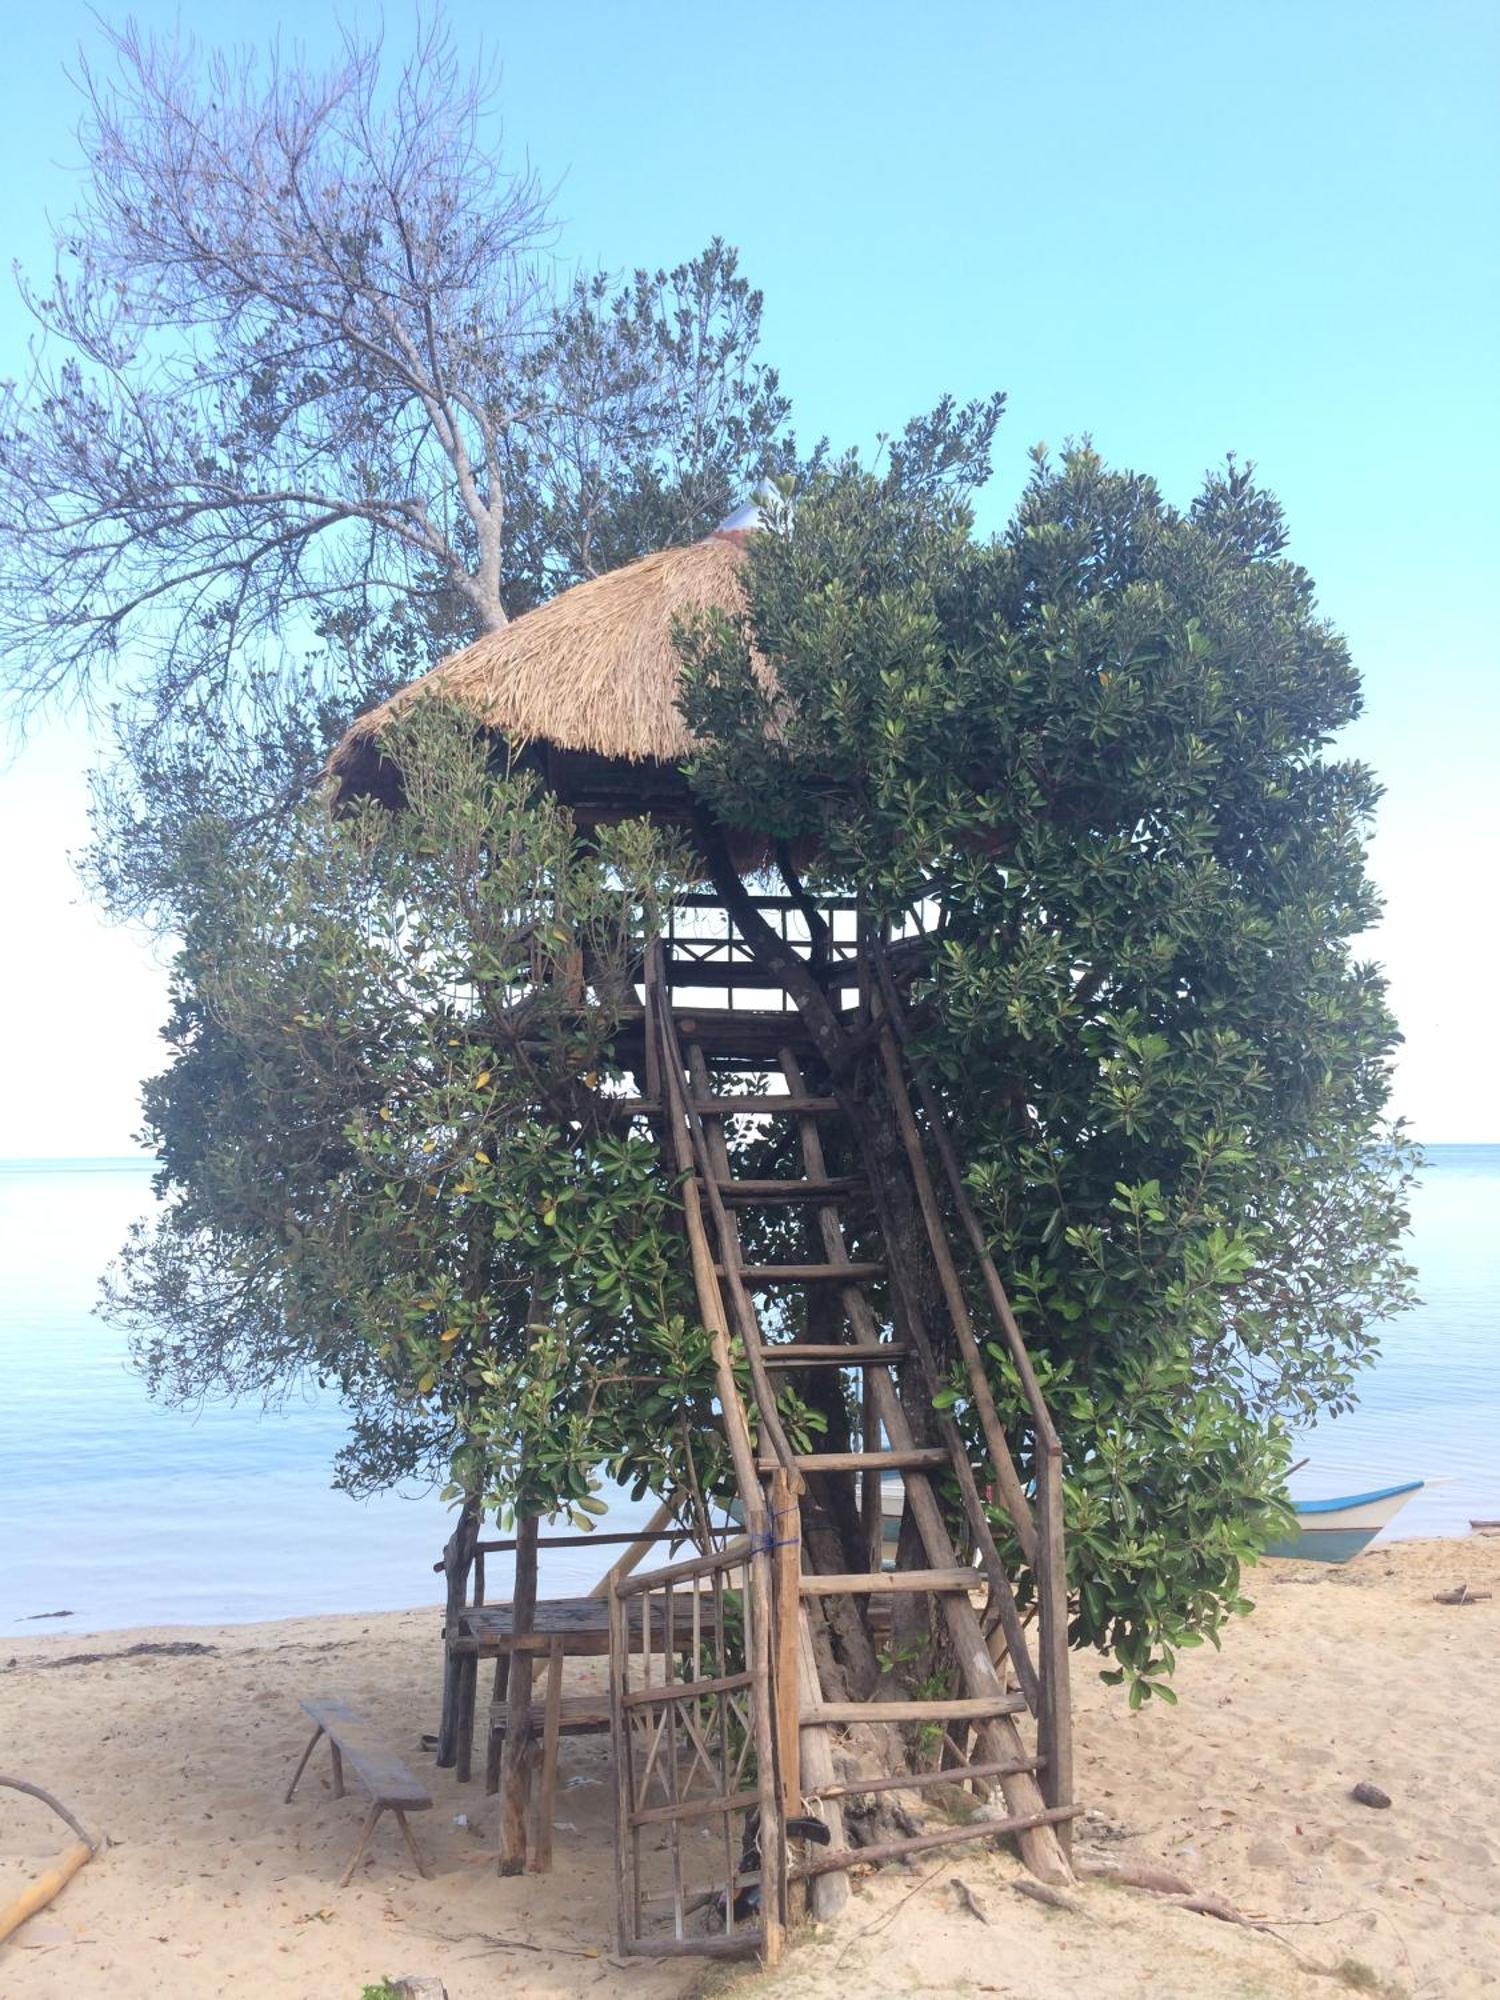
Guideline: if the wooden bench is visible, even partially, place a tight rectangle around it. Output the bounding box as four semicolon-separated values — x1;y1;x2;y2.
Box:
285;1695;434;1887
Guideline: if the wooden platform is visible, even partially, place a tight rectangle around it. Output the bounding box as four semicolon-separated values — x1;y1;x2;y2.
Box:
449;1592;725;1660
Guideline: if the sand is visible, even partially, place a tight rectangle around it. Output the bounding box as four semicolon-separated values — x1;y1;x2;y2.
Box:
2;1536;1496;2000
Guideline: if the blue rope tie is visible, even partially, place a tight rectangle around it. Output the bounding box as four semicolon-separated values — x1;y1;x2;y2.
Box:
750;1504;802;1555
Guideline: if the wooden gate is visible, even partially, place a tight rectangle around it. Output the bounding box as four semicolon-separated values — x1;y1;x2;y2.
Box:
609;1536;786;1962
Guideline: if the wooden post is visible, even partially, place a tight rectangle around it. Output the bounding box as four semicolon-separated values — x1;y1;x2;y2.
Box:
747;1520;784;1967
496;1511;540;1876
795;1609;849;1921
861;1377;883;1570
436;1500;479;1768
770;1468;802;1823
527;1637;566;1874
608;1579;634;1952
1035;1446;1074;1854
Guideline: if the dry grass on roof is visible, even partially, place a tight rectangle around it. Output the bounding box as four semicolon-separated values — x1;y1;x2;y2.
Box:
328;532;764;795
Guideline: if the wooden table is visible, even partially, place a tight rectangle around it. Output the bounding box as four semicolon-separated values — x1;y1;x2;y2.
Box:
445;1593;725;1784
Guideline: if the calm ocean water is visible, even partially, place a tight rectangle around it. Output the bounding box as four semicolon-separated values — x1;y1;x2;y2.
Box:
1;1149;1496;1639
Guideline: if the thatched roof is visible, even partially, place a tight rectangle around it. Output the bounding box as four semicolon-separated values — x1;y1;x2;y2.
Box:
328;530;754;806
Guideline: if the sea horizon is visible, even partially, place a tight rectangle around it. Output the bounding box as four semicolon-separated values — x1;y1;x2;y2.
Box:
3;1145;1497;1640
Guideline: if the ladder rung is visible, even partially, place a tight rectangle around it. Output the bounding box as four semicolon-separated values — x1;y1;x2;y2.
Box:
799;1568;978;1595
758;1448;948;1474
714;1176;864;1203
758;1343;908;1368
795;1804;1081;1878
801;1693;1028;1725
805;1755;1044;1804
692;1095;840;1116
726;1262;885;1284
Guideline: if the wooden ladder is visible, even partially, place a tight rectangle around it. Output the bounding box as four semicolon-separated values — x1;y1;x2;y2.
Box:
641;923;1077;1906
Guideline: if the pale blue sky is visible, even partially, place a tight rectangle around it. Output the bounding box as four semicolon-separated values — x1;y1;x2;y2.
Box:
1;1;1496;1152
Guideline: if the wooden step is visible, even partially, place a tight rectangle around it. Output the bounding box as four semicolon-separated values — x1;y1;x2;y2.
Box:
714;1176;865;1204
692;1095;840;1116
801;1693;1028;1725
799;1568;978;1595
724;1262;885;1284
805;1754;1044;1804
758;1448;948;1474
758;1342;908;1368
796;1803;1081;1878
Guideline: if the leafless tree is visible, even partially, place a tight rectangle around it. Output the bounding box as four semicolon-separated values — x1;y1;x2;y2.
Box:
0;15;791;720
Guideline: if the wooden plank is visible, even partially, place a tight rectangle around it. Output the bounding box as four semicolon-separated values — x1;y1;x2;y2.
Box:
627;1785;761;1830
795;1608;848;1921
801;1694;1028;1725
770;1467;801;1825
527;1638;565;1873
760;1343;907;1367
798;1568;977;1595
747;1503;785;1967
796;1804;1083;1878
616;1933;764;1961
715;1177;864;1202
607;1580;633;1951
758;1448;947;1474
475;1528;685;1555
614;1540;749;1595
496;1512;539;1874
693;1095;840;1115
295;1698;432;1810
489;1693;610;1732
1035;1447;1074;1854
621;1668;754;1709
807;1755;1043;1803
727;1262;885;1283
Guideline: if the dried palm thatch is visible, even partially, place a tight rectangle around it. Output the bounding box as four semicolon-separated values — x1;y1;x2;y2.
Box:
328;531;760;806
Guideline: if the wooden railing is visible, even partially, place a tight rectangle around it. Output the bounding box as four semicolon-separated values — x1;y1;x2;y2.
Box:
864;933;1073;1847
615;939;795;1959
609;1538;781;1960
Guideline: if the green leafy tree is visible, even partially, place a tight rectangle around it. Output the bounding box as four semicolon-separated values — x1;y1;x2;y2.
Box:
679;449;1417;1692
106;705;726;1521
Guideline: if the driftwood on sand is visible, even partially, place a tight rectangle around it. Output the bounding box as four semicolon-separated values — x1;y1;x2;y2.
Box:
0;1774;100;1945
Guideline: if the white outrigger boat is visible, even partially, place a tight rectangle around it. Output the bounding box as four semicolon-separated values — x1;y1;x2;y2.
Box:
875;1474;1426;1565
1264;1480;1424;1562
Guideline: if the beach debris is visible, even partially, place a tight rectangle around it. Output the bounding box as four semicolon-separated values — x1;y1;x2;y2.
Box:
388;1980;448;2000
1433;1584;1491;1605
1171;1891;1245;1924
1351;1782;1392;1809
0;1775;100;1946
949;1875;991;1924
1079;1858;1194;1895
17;1640;217;1673
1011;1878;1083;1916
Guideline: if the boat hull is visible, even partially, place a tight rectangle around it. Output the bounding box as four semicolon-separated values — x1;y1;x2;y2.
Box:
1265;1480;1423;1563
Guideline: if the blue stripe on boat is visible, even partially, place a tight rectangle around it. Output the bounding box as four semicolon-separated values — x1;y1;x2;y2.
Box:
1292;1480;1423;1516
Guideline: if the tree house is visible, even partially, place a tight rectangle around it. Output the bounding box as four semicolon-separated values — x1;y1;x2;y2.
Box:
328;518;1078;1960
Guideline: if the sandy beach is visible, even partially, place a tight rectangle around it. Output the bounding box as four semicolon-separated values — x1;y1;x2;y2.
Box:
2;1535;1496;2000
